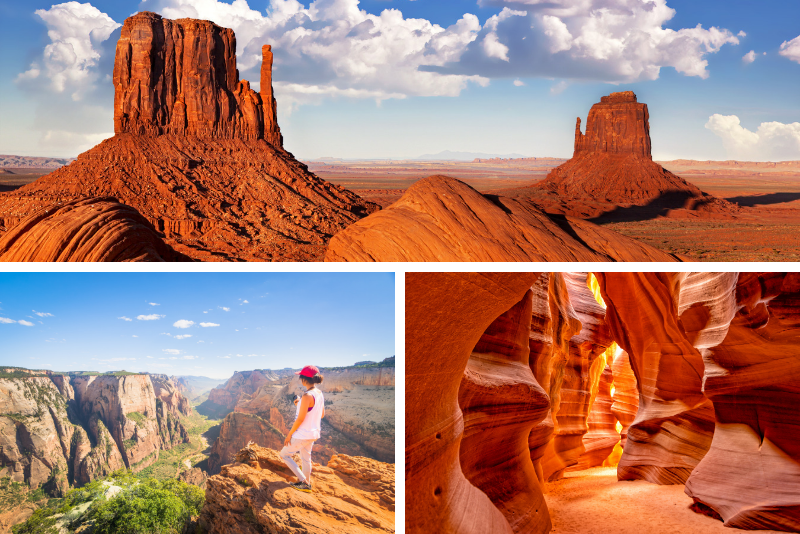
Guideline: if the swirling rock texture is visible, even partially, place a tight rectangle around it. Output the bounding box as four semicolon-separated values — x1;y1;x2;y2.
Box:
458;289;552;534
534;91;733;218
0;198;188;262
0;373;190;496
527;273;582;485
573;365;620;471
406;272;543;534
202;444;394;534
596;273;716;485
682;272;800;532
609;348;639;449
326;175;679;262
0;12;376;261
539;273;614;480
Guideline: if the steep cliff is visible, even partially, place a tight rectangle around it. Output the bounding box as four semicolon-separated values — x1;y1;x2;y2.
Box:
0;372;190;497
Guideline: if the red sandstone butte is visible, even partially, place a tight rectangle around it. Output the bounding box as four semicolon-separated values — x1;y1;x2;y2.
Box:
0;197;187;262
0;12;376;261
532;91;734;218
406;272;543;534
324;175;679;262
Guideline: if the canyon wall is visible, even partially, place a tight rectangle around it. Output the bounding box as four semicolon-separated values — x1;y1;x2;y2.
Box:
0;373;190;495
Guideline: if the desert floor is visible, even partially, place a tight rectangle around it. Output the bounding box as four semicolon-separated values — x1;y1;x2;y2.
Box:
545;467;783;534
311;159;800;261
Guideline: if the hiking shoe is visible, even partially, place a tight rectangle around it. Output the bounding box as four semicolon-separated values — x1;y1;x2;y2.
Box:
291;481;312;493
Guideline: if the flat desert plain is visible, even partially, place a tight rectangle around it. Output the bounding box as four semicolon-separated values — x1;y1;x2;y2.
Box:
311;158;800;261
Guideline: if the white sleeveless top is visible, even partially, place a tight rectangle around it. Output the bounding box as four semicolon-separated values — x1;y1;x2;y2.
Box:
294;388;323;440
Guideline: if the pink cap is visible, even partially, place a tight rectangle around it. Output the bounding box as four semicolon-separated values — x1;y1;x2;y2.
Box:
295;365;319;378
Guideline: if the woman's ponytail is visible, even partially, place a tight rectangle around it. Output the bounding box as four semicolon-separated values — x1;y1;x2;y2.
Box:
311;373;324;384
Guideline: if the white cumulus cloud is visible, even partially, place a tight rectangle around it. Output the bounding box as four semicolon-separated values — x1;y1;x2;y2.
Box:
219;307;230;312
173;320;195;329
163;349;182;355
0;317;16;324
18;320;35;327
16;2;121;99
175;334;192;340
779;35;800;64
33;311;54;317
706;114;800;161
138;314;165;321
148;302;160;306
119;316;133;321
200;322;220;328
742;50;756;64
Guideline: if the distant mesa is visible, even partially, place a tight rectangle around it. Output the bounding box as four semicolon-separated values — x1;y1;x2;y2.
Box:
0;11;377;261
529;91;737;219
325;175;680;262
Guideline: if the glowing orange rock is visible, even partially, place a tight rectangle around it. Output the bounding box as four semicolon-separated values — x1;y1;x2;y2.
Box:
609;348;638;449
406;272;541;534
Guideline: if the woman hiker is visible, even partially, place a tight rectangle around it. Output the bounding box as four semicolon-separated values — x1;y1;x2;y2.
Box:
280;365;325;492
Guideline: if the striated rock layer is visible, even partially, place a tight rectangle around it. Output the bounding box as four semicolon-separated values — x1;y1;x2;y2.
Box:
202;444;394;534
0;198;187;262
597;273;716;484
207;412;284;475
458;289;552;534
406;273;542;534
529;91;735;219
683;272;800;532
0;12;376;261
326;176;679;262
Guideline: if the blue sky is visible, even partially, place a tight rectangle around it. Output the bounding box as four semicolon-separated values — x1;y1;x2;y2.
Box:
0;0;798;161
0;272;395;379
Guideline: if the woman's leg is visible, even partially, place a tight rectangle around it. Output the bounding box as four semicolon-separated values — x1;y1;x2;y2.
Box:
279;439;306;483
298;439;314;484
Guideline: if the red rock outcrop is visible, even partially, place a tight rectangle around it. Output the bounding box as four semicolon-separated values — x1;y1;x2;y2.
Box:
682;272;800;532
0;198;188;262
202;444;394;534
406;272;542;534
207;412;284;475
325;175;679;262
208;371;274;410
149;374;192;417
596;273;716;484
458;289;552;534
0;12;376;261
529;91;734;219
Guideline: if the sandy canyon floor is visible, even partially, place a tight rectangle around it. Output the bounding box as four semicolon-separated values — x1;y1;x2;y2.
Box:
546;467;783;534
309;159;800;261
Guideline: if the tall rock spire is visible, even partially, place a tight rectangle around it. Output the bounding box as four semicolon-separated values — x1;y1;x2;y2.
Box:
260;45;283;148
573;91;651;158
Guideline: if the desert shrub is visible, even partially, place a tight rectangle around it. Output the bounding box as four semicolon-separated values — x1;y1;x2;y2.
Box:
88;478;204;534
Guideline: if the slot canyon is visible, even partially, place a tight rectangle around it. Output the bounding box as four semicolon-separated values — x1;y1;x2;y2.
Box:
406;272;800;534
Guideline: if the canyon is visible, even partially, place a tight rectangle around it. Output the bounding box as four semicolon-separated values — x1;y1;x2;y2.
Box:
0;12;377;262
406;272;799;533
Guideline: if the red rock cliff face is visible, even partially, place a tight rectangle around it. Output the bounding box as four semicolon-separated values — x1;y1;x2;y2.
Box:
574;91;651;158
114;12;281;146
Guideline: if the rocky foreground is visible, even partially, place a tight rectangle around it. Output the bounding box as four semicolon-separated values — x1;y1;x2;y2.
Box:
202;443;394;534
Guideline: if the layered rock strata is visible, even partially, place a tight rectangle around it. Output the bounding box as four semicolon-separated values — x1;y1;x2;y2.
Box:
326;176;679;262
458;289;551;534
202;444;394;534
406;272;542;534
207;412;284;475
0;198;187;262
0;373;190;495
0;12;376;261
596;273;716;484
682;272;800;532
609;348;638;449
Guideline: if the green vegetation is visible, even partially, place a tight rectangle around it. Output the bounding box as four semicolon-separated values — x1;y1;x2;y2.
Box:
0;477;28;511
123;439;137;450
12;470;202;534
126;412;147;427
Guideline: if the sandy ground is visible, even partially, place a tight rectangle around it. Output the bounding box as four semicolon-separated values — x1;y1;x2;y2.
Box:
545;467;784;534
